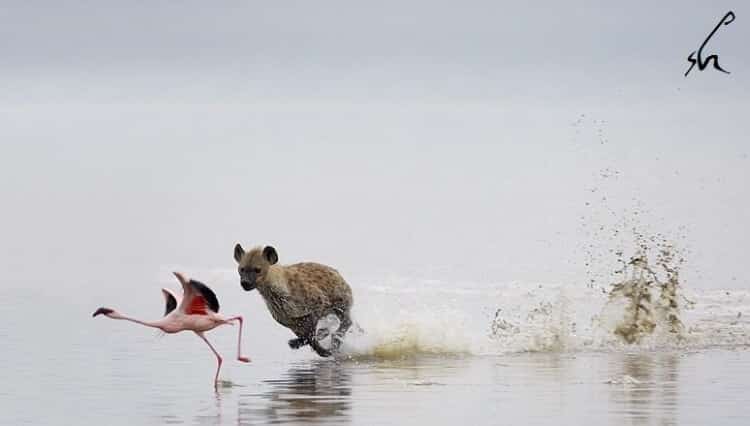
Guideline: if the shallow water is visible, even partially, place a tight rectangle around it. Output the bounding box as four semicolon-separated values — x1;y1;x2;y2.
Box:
3;272;750;425
6;345;750;425
243;350;750;426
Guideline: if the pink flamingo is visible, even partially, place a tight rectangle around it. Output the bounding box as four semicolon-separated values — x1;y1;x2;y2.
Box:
93;272;250;389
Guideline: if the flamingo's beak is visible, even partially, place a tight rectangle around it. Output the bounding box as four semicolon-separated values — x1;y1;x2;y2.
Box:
93;307;114;317
173;271;188;285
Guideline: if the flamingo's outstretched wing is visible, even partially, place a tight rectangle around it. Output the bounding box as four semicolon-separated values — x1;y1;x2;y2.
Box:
161;288;179;316
178;279;220;315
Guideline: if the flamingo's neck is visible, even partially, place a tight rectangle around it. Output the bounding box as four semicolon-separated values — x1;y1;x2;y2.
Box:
109;312;166;330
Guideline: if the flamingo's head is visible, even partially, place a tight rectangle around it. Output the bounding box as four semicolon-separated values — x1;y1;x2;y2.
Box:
92;307;114;317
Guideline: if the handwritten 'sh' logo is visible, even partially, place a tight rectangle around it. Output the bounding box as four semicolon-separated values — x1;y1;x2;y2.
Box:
685;11;736;77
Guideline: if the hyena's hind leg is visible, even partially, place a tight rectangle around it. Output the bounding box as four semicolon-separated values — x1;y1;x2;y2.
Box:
310;337;333;357
331;308;352;352
306;308;351;357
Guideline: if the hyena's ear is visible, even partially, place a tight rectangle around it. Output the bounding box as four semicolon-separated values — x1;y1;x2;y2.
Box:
263;246;278;265
234;243;245;263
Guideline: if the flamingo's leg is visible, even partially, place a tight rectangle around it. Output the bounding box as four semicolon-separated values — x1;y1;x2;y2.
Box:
225;316;250;362
196;331;222;389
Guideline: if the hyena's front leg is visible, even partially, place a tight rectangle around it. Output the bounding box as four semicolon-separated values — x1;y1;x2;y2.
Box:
288;315;316;350
288;336;309;349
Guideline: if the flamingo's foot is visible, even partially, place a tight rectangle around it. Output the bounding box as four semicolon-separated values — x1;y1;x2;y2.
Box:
237;356;251;363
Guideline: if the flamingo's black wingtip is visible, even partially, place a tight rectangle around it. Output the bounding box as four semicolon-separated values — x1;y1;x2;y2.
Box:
93;307;113;317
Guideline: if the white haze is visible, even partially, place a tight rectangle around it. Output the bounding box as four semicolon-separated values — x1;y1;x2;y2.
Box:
0;1;749;295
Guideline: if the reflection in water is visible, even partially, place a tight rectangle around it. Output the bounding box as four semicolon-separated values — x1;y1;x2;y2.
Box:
656;354;680;426
133;350;742;426
608;353;679;426
192;391;224;426
238;361;352;425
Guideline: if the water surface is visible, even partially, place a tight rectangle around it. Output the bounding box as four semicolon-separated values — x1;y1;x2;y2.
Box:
3;279;750;425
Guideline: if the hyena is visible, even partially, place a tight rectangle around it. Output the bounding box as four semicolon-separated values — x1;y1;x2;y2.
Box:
233;243;353;357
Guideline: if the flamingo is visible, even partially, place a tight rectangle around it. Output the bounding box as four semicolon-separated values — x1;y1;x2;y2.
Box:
93;272;250;389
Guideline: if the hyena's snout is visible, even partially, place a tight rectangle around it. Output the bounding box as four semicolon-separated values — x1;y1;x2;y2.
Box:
240;280;256;291
239;269;257;291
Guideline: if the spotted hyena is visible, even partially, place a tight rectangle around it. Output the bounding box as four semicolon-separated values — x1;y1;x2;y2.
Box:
233;243;353;357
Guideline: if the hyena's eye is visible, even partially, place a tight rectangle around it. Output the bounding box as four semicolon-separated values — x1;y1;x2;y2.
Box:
253;267;261;274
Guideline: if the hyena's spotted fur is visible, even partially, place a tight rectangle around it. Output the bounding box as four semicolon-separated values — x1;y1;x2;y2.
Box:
234;244;353;357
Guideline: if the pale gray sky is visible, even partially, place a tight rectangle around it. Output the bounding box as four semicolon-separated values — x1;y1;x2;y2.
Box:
0;1;748;292
2;1;748;100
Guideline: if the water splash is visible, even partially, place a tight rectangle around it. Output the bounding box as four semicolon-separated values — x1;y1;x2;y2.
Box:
600;234;686;345
340;304;474;359
338;238;747;358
